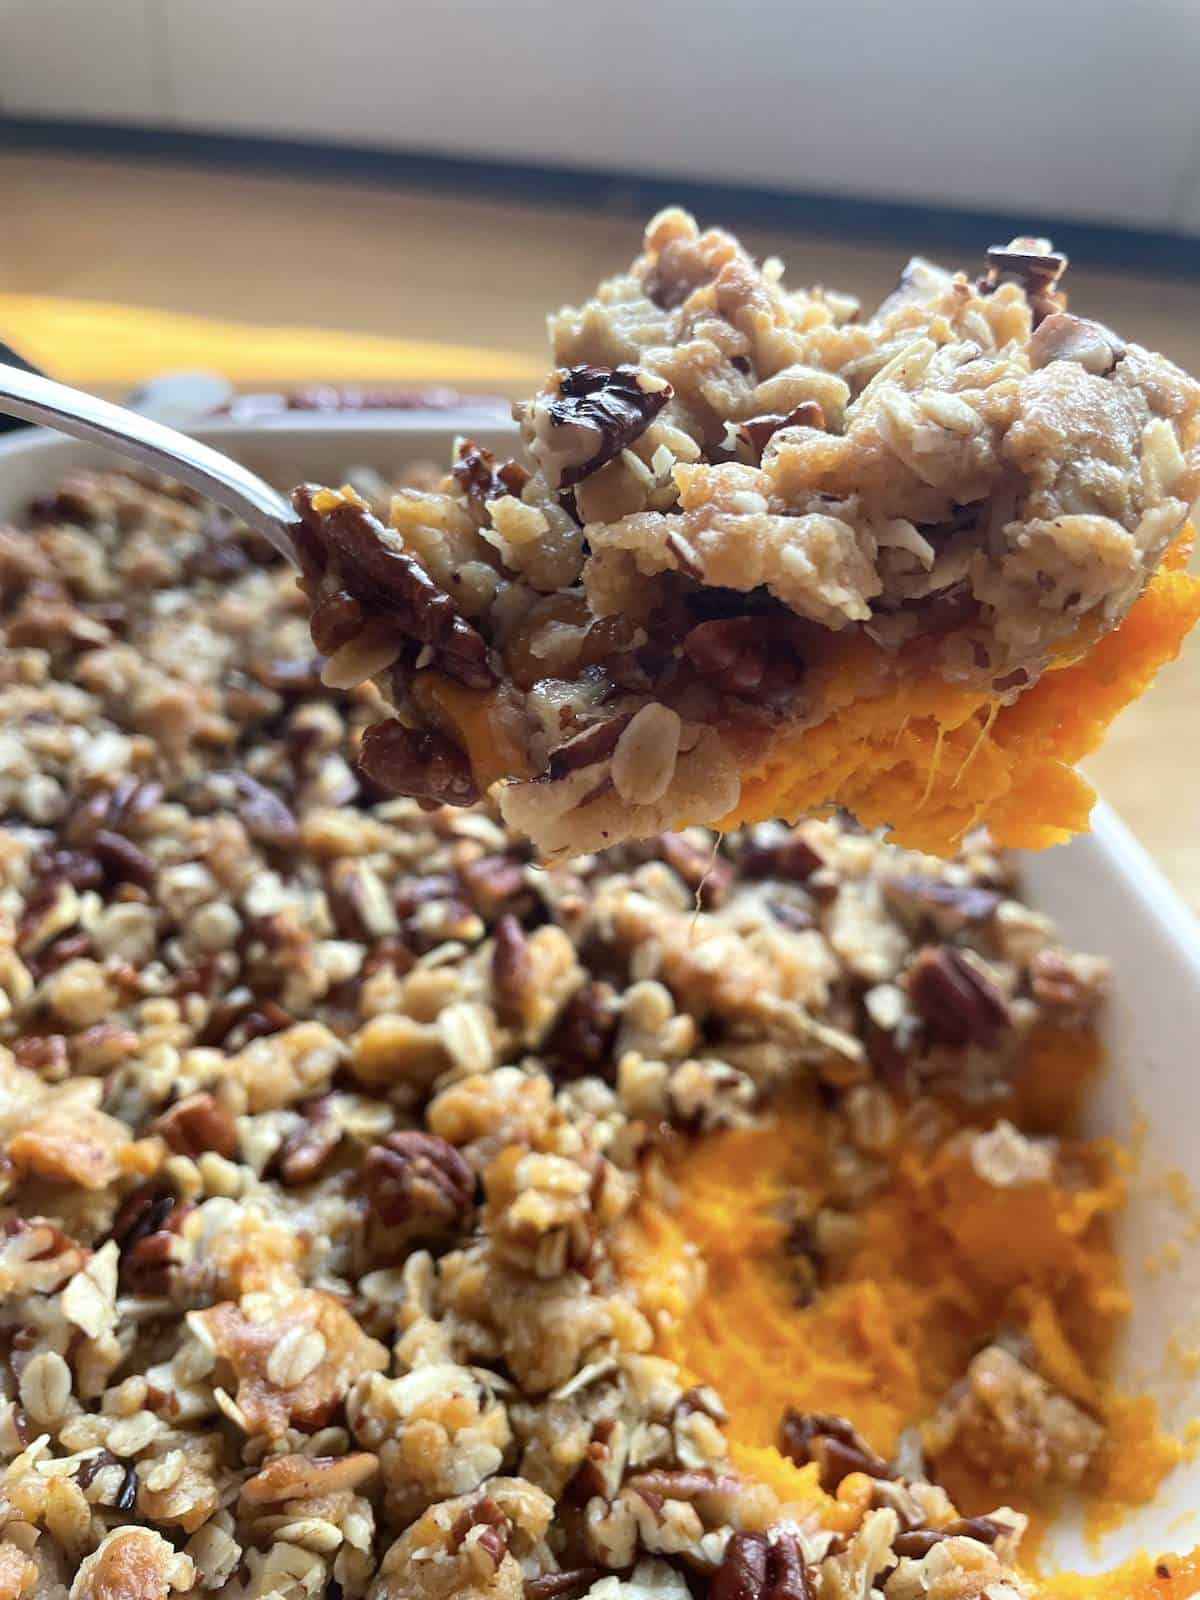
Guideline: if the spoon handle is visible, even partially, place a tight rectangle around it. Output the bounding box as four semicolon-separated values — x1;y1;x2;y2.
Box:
0;362;297;564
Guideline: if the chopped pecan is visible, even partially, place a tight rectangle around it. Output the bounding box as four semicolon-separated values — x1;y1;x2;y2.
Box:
110;1183;192;1292
452;438;531;505
459;852;531;917
275;1099;342;1186
13;1034;69;1074
885;876;1000;926
740;832;825;884
682;615;805;700
450;1495;510;1565
892;1516;1012;1559
26;930;95;981
547;364;673;487
357;720;480;808
544;981;619;1081
392;873;461;917
546;714;635;781
364;1130;476;1237
292;489;495;690
254;655;323;695
779;1410;894;1490
225;771;298;849
653;832;732;909
524;1570;604;1600
93;829;156;889
29;845;104;893
309;589;366;655
360;935;417;981
710;1530;813;1600
906;946;1011;1049
110;1183;177;1256
980;238;1068;325
739;401;825;457
199;994;291;1050
152;1093;238;1160
492;914;532;1025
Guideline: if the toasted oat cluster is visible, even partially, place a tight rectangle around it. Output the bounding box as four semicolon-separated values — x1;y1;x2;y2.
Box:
0;463;1129;1600
292;209;1200;861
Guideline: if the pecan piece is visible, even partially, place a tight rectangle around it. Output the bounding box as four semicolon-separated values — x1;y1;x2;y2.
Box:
546;364;673;487
980;237;1068;325
885;876;1000;926
653;832;732;909
93;829;156;889
683;616;804;699
199;995;291;1051
226;771;298;849
310;589;366;655
357;720;479;808
459;853;531;918
364;1130;475;1237
546;714;634;781
152;1093;238;1160
892;1516;1012;1559
906;946;1011;1049
29;846;104;893
450;1496;509;1565
292;489;495;690
544;981;619;1082
524;1570;604;1600
452;438;531;505
491;914;532;1025
275;1100;342;1186
740;832;825;884
779;1409;894;1490
738;400;825;457
13;1034;69;1075
110;1183;192;1291
711;1530;813;1600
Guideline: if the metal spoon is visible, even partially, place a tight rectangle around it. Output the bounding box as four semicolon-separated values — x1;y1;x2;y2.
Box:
0;362;297;564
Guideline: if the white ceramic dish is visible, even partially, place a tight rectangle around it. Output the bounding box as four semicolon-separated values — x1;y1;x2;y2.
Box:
2;417;1197;1572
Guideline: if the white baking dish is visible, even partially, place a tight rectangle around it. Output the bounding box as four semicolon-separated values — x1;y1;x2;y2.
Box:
2;417;1197;1572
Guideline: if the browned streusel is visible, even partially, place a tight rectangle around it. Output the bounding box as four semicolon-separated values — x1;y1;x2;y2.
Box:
290;210;1200;860
0;465;1114;1598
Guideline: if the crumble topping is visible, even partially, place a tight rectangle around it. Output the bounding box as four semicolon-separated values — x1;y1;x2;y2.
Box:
291;210;1200;860
0;460;1165;1600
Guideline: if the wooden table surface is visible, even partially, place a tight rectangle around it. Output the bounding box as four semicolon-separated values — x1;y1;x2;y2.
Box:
3;152;1198;907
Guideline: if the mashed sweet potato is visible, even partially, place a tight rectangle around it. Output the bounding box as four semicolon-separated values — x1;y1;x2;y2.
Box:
720;533;1200;853
616;1025;1194;1594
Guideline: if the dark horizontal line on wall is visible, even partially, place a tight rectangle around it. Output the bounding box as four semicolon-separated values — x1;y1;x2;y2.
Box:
5;114;1200;278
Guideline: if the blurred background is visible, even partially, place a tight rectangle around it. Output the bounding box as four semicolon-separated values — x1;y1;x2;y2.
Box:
2;0;1199;889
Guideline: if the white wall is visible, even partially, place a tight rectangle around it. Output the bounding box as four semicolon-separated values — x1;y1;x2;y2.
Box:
4;0;1200;234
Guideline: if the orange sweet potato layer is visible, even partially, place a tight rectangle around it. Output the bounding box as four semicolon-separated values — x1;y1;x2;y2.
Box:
615;1028;1193;1594
720;533;1200;854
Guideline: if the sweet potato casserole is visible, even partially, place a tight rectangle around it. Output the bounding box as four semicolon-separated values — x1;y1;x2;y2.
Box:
0;464;1194;1600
